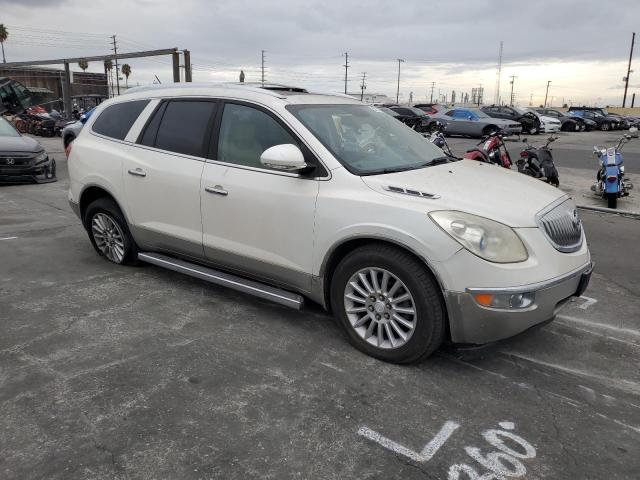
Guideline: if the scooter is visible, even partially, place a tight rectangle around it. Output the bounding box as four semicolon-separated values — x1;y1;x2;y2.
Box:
463;130;512;168
591;134;634;209
518;135;560;186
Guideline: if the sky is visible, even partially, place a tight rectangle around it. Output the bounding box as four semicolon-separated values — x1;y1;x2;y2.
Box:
1;0;639;107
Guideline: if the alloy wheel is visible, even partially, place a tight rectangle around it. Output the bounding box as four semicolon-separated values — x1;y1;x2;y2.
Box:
91;213;126;263
343;268;416;349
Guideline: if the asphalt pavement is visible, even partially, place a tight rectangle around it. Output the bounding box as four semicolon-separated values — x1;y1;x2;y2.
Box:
1;136;639;480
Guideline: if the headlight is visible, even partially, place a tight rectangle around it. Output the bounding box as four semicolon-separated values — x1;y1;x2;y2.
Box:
34;151;48;164
429;211;528;263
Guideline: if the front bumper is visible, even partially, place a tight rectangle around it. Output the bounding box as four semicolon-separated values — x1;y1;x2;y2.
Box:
0;157;56;184
445;261;593;344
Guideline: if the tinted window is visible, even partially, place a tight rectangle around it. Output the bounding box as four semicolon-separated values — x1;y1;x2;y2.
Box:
154;100;218;157
452;110;471;119
217;103;298;169
92;100;149;140
139;102;167;147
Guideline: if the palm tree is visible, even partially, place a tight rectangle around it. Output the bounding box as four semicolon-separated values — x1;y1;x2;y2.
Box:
121;64;131;88
0;24;8;63
104;59;113;97
78;59;89;72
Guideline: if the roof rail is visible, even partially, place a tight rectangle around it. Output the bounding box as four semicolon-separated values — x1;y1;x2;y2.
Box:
123;82;308;97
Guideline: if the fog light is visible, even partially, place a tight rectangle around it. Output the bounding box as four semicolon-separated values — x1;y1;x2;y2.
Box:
473;292;535;309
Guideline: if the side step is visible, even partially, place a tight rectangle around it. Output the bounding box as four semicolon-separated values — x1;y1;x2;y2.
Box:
138;252;304;310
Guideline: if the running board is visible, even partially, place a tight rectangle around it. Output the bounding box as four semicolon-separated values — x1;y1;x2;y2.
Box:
138;252;304;310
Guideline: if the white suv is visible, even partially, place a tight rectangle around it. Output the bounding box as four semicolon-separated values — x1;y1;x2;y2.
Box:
67;83;592;363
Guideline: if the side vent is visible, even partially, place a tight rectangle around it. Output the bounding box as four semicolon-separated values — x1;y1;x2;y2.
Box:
383;185;441;199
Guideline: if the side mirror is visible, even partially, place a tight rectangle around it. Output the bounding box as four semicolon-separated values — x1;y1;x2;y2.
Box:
260;144;309;172
468;115;473;120
80;114;87;124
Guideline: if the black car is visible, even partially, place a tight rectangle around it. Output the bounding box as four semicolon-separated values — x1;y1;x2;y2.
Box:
389;106;436;133
481;105;541;134
568;110;620;131
0;116;56;183
536;108;585;131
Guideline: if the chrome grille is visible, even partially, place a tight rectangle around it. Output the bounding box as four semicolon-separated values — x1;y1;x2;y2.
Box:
537;199;583;253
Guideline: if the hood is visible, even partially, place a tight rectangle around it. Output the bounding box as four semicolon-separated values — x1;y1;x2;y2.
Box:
361;160;566;228
539;115;560;124
0;135;43;154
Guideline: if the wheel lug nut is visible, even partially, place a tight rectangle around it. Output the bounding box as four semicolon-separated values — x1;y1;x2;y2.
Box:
384;313;390;319
375;314;381;320
370;296;376;301
379;295;384;301
368;306;374;311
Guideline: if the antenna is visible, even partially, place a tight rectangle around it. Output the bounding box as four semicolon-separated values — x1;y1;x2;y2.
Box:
495;40;503;104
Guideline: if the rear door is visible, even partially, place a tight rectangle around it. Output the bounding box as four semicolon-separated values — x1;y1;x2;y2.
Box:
123;98;218;258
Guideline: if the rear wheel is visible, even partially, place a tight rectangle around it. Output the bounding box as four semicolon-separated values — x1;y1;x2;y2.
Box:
607;194;618;209
330;244;446;364
528;125;539;135
84;197;138;265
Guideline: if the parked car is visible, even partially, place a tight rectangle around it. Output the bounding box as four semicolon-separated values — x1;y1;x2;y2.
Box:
536;109;584;132
569;110;620;131
67;83;592;364
433;107;522;137
414;103;448;116
61;107;95;148
481;105;541;135
389;106;436;133
605;113;631;130
0;116;56;183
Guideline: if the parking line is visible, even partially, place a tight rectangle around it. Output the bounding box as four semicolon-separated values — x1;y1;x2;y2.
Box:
0;236;17;241
556;314;640;339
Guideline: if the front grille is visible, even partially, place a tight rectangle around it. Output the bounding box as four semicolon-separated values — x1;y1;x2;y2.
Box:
537;199;583;253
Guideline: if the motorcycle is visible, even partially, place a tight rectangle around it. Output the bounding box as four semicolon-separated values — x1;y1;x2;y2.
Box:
426;121;459;159
462;130;512;168
517;135;560;186
591;134;634;209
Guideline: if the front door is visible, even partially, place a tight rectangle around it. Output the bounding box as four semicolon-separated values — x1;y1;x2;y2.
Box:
201;102;320;292
123;99;219;258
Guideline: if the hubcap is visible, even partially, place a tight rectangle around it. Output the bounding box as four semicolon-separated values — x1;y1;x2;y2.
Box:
91;213;125;263
344;268;417;349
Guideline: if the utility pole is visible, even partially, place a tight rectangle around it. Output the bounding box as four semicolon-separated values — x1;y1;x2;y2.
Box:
509;75;517;106
396;58;404;104
430;81;436;103
111;35;120;95
632;92;636;108
359;72;366;101
544;80;551;107
529;93;533;106
343;52;350;94
261;50;266;87
623;32;635;107
183;49;192;82
495;40;503;104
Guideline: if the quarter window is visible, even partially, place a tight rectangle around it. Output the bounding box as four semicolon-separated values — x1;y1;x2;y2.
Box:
153;100;218;157
217;103;298;169
92;100;150;140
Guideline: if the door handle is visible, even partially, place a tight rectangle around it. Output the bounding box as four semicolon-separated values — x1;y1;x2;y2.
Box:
128;168;146;177
205;185;228;196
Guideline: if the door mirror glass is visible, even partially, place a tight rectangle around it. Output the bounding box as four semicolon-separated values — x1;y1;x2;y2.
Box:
80;114;87;124
468;115;473;120
260;144;308;171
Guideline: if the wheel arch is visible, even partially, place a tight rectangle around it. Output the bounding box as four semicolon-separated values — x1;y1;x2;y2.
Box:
482;124;498;135
319;237;451;339
63;133;76;148
79;184;129;229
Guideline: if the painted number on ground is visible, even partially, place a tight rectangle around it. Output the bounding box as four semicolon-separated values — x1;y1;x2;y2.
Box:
357;420;536;479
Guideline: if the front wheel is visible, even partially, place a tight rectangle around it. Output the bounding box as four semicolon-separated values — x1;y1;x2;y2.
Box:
84;197;138;265
607;194;618;209
528;125;539;135
601;122;610;131
330;244;446;364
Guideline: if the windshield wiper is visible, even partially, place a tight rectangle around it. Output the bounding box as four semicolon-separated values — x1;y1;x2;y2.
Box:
363;157;452;175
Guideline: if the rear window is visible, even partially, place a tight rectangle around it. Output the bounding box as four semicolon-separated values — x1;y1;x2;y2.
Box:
92;100;150;140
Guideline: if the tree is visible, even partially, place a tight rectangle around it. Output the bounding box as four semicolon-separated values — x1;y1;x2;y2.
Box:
121;64;131;87
78;59;89;72
104;59;113;97
0;24;8;63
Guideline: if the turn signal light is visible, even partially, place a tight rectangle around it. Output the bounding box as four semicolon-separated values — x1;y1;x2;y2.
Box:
472;292;535;309
520;151;529;157
473;294;494;307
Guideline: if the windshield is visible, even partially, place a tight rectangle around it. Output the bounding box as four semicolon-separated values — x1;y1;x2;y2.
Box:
287;104;446;175
0;117;20;137
408;107;427;116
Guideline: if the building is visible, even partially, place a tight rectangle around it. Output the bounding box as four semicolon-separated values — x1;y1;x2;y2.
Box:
0;66;108;112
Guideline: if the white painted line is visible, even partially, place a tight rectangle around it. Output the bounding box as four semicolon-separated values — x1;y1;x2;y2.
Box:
358;421;460;463
556;314;640;339
0;236;17;241
578;296;598;310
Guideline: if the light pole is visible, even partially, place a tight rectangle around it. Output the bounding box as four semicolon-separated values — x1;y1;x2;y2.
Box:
396;59;404;104
544;80;551;108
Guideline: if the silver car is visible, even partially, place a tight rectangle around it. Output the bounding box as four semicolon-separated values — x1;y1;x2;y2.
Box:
433;107;522;137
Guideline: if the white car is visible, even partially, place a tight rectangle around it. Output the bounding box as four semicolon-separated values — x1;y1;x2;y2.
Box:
67;83;592;364
538;114;562;133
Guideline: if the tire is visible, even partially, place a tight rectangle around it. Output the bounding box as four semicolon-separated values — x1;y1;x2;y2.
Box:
84;197;138;265
601;122;610;131
607;194;617;209
528;125;539;135
330;244;446;364
483;125;499;136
